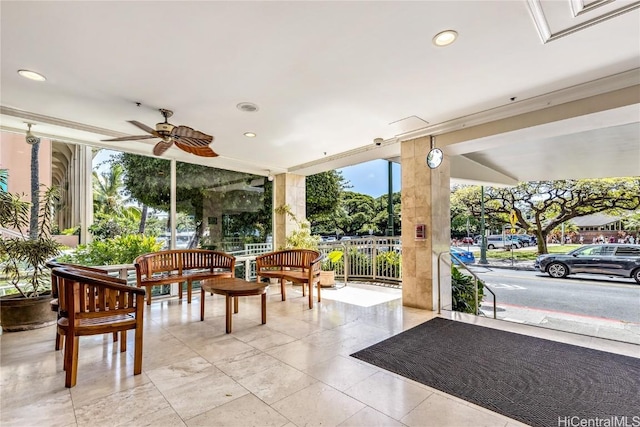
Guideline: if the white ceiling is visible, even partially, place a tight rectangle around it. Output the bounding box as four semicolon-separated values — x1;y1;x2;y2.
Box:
1;1;639;182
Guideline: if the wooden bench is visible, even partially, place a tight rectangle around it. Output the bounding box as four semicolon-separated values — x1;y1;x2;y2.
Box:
256;249;322;309
134;249;235;305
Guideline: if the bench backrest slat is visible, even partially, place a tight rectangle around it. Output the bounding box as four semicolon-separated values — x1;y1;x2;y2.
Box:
256;249;321;271
135;249;235;281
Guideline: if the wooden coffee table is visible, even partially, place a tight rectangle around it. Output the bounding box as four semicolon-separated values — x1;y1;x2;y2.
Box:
200;277;269;333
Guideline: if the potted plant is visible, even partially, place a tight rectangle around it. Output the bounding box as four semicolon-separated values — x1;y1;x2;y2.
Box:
320;250;343;287
274;204;320;250
0;184;61;331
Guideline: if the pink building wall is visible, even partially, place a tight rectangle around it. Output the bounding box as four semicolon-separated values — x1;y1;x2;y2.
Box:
0;131;52;195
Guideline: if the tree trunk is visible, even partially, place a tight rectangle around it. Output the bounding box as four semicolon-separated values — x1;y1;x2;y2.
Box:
138;205;148;234
29;142;40;240
535;230;548;254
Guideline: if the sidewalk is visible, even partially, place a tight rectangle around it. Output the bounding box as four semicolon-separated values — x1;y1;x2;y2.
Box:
479;301;640;345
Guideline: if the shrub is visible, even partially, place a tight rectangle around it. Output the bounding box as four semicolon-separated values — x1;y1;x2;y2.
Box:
58;234;162;266
376;250;401;278
451;265;484;314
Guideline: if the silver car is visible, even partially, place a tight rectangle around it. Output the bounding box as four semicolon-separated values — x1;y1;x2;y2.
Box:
534;244;640;283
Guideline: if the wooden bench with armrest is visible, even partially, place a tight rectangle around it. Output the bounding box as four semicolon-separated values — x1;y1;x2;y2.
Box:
134;249;235;305
255;249;322;309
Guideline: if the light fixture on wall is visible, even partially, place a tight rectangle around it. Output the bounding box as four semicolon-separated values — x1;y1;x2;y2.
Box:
267;171;274;181
25;123;40;145
426;135;443;169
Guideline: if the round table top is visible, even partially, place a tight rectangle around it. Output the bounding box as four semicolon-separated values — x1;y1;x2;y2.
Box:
201;277;269;296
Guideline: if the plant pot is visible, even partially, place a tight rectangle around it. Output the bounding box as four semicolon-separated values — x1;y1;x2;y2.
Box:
0;293;56;332
319;270;335;287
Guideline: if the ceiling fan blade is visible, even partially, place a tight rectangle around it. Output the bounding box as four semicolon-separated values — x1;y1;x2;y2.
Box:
171;126;213;143
128;120;157;135
153;140;173;156
175;141;218;157
174;136;214;147
102;135;156;142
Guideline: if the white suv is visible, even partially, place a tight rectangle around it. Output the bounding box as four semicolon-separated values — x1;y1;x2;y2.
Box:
485;235;520;250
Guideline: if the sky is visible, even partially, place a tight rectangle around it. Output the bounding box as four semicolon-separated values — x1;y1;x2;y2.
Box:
338;159;401;198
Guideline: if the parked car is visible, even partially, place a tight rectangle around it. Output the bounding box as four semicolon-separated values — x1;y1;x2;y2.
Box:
451;246;475;265
511;234;533;247
485;235;520;250
534;244;640;283
460;237;475;244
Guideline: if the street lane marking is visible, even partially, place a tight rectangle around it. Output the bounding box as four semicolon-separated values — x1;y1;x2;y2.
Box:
485;283;526;290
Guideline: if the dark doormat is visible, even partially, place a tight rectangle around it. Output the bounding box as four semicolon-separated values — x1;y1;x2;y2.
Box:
350;317;640;427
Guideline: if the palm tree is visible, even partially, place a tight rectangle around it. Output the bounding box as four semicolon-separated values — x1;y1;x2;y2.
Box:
26;124;40;240
93;163;128;215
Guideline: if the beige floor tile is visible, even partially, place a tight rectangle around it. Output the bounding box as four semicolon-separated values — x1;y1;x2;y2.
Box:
0;388;75;427
146;356;217;392
159;368;249;419
344;371;432;420
190;335;257;363
74;382;174;426
338;406;406;427
401;393;511;427
237;362;317;405
266;339;343;370
272;382;365;426
186;393;289;427
215;351;283;381
233;325;297;350
303;355;378;391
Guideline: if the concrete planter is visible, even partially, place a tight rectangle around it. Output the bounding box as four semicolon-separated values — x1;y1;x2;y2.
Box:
0;293;56;332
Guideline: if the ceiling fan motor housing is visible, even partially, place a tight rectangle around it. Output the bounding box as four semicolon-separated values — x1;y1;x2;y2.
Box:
156;121;175;137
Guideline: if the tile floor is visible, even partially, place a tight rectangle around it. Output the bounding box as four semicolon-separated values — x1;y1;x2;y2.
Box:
1;282;635;427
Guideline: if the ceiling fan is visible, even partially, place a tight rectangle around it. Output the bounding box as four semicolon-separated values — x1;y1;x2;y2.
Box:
102;109;218;157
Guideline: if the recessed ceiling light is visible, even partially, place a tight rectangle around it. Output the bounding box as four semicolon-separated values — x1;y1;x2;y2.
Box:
237;102;259;112
17;69;46;81
432;30;458;47
244;132;256;138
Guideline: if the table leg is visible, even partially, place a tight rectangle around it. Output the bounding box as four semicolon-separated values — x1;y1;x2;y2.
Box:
261;293;266;324
234;296;239;313
200;288;205;321
225;295;232;333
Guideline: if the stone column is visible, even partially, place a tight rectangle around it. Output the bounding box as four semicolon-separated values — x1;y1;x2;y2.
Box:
79;144;93;245
273;173;306;250
401;136;451;310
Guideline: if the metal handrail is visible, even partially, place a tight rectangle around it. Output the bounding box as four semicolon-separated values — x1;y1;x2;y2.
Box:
437;251;497;319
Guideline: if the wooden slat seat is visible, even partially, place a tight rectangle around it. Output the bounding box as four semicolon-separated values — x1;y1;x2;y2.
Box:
134;249;235;305
256;249;322;308
53;267;145;388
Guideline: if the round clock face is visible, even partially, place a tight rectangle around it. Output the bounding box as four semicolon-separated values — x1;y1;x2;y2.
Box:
426;148;443;168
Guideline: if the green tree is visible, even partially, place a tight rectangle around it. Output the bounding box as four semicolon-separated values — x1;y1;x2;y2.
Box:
306;170;345;223
453;179;640;253
371;192;401;235
334;191;376;236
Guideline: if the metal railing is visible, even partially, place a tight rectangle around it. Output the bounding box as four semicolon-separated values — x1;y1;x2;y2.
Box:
318;237;402;284
437;250;496;319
